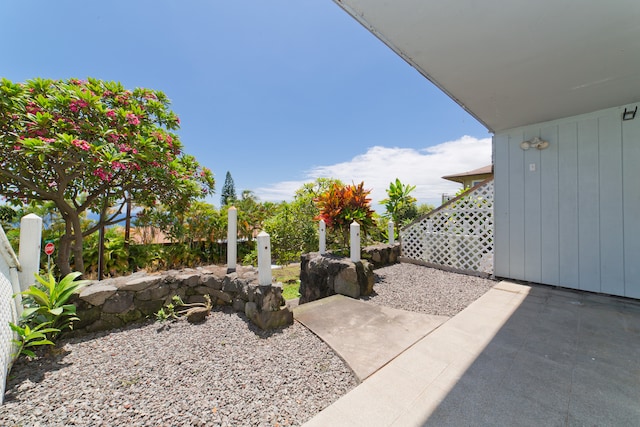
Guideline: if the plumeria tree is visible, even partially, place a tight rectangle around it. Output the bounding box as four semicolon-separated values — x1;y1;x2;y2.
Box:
0;77;214;276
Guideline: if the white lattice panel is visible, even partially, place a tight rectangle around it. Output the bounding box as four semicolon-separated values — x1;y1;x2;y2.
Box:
401;179;494;275
0;253;18;404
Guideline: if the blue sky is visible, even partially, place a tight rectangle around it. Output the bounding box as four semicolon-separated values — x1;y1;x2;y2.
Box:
2;1;491;208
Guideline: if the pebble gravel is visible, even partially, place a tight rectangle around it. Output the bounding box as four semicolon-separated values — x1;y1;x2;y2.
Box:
1;263;496;426
365;263;496;316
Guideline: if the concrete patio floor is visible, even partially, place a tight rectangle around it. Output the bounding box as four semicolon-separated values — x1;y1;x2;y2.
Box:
293;295;448;381
299;281;640;426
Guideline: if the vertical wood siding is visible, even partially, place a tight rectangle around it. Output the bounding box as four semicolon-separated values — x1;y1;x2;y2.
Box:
623;110;640;298
494;103;640;298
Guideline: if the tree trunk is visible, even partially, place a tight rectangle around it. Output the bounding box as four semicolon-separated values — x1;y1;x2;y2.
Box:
71;214;85;274
57;210;86;276
58;222;73;277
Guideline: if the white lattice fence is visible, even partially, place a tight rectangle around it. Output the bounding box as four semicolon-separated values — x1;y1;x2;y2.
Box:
401;179;494;276
0;226;20;404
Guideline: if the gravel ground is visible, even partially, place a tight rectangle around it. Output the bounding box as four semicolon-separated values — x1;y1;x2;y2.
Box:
1;263;496;427
365;263;496;317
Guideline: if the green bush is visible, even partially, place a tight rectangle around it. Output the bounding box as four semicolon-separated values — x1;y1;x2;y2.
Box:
10;271;89;360
19;272;89;338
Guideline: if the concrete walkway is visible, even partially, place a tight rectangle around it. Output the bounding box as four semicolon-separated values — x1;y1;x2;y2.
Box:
300;281;640;426
293;295;448;381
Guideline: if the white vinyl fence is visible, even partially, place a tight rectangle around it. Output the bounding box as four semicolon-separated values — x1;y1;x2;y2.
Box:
401;179;494;276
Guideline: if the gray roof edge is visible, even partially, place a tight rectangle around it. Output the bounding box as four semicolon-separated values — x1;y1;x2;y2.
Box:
331;1;493;133
442;164;493;180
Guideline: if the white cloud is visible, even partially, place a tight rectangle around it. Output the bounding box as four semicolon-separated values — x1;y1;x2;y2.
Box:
255;135;492;209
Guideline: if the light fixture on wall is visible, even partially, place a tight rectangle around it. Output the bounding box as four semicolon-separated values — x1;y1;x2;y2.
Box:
520;137;549;150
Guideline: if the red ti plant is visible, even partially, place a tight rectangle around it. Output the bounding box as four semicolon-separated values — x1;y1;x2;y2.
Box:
314;181;377;250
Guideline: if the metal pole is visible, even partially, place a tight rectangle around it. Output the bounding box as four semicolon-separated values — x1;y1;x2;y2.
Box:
98;225;105;281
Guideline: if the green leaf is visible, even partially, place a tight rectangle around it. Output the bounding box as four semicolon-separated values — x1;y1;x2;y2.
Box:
20;307;40;319
9;322;24;335
24;338;55;348
49;307;63;316
61;304;77;315
21;349;36;358
31;327;59;335
21;286;50;307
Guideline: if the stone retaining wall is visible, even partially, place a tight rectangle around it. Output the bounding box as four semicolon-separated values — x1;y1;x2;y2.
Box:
71;265;292;333
298;243;400;304
299;253;375;304
362;242;401;268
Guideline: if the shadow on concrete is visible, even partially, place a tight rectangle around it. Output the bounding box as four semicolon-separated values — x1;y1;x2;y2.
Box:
419;284;640;426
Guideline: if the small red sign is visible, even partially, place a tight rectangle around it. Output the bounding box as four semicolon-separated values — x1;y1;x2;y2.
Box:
44;242;55;256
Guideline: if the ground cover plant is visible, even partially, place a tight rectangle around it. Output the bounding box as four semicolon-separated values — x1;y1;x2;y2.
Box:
155;294;212;323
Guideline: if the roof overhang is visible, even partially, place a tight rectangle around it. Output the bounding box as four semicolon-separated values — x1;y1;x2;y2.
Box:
442;165;493;184
333;0;640;133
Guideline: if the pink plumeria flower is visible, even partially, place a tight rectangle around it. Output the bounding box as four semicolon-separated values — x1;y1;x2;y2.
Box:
72;139;91;151
126;113;140;125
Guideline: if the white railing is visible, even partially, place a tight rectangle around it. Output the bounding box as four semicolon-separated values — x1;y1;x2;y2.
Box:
0;215;41;404
401;179;494;276
0;224;22;404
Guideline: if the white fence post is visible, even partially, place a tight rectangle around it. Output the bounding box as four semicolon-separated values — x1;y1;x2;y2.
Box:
388;220;395;245
227;206;237;273
257;231;272;286
18;213;42;291
319;220;326;254
350;221;360;262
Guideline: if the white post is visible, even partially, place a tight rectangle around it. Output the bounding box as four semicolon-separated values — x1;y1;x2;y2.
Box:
350;221;360;262
257;231;272;286
319;220;326;254
388;220;395;245
18;213;42;291
227;206;237;272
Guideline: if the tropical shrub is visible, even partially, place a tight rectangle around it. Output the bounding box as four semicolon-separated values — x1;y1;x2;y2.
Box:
263;201;316;265
314;181;376;250
83;226;129;278
9;321;59;359
10;271;89;360
380;178;417;237
19;271;89;338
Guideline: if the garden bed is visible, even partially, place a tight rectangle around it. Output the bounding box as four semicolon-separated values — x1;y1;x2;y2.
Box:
1;307;355;427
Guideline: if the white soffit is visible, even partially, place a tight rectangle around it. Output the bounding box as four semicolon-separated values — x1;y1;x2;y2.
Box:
333;0;640;132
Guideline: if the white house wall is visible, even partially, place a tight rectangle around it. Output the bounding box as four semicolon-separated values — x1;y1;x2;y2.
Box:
494;103;640;298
